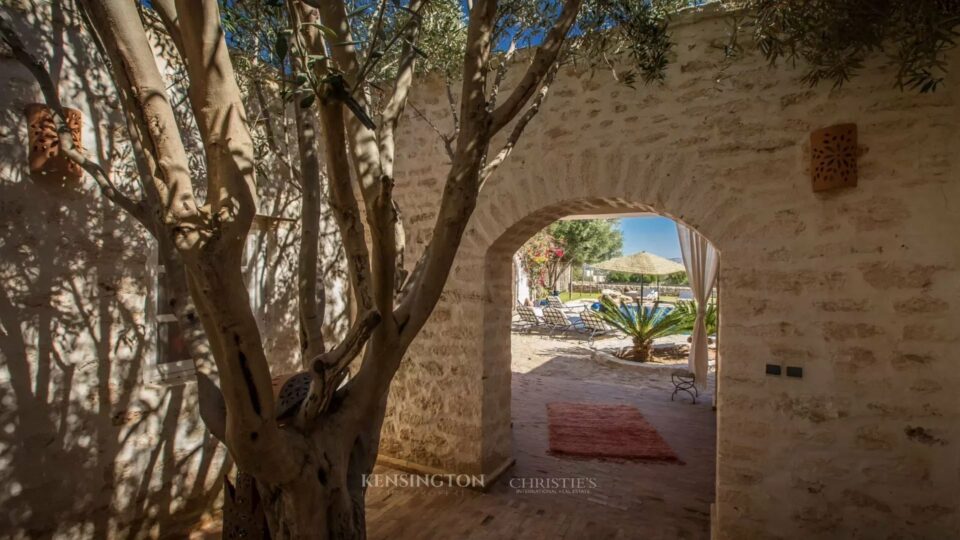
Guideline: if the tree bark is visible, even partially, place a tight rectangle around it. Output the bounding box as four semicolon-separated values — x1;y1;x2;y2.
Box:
7;0;590;536
253;403;387;539
258;448;366;539
295;97;327;363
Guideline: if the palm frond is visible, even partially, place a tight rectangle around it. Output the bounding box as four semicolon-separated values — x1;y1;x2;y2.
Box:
673;300;717;335
595;297;692;346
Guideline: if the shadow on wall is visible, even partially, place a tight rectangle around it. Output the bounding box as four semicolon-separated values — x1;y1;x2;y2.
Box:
0;0;353;535
0;1;228;537
0;172;229;538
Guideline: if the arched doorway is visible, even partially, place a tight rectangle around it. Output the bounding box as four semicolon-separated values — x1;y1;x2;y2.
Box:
481;201;720;535
378;146;745;535
374;11;959;535
476;194;728;470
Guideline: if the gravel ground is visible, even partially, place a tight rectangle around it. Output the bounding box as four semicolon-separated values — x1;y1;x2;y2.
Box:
510;325;716;394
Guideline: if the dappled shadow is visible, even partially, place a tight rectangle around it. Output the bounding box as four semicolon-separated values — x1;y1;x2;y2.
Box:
1;1;352;536
0;2;226;538
0;163;227;538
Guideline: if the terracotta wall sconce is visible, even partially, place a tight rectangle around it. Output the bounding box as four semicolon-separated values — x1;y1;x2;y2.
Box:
24;103;84;183
810;123;858;192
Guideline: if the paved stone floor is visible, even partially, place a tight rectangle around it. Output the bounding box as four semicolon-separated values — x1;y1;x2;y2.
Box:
365;332;717;539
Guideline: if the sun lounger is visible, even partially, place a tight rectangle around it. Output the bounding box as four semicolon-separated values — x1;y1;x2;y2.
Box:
542;307;584;336
579;309;612;345
545;295;569;310
515;305;543;333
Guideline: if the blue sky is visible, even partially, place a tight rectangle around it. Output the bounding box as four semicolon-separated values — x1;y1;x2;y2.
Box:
619;216;682;260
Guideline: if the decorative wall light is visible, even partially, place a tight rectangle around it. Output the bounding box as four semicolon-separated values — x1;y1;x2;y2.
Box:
24;103;83;183
810;123;857;192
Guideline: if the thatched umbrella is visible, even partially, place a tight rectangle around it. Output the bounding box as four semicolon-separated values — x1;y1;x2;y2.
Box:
590;251;685;300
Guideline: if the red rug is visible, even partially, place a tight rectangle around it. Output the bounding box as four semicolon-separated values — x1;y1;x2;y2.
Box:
547;402;681;463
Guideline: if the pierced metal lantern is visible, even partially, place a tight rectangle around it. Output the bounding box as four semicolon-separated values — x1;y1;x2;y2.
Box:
24;103;83;183
810;123;858;192
272;371;312;420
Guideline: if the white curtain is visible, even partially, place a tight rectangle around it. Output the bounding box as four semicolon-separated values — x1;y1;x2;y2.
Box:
677;224;719;389
514;253;531;306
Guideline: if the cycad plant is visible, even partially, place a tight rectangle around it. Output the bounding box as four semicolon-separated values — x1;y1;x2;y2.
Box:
596;297;692;362
673;300;718;336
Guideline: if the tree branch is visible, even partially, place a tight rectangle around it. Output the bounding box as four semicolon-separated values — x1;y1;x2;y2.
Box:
487;39;517;112
371;0;424;319
174;0;257;236
148;0;186;60
408;100;455;160
295;93;327;364
318;101;377;313
394;0;498;332
307;0;383;212
79;0;200;227
445;76;460;136
480;62;558;187
284;5;328;365
305;0;421;322
351;0;390;91
299;309;381;424
0;12;150;227
378;0;425;180
488;0;580;136
398;0;583;336
293;2;376;314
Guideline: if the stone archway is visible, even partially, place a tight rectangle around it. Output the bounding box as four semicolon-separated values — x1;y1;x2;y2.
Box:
381;9;960;537
478;197;724;475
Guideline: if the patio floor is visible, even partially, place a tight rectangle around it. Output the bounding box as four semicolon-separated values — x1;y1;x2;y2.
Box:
365;332;717;539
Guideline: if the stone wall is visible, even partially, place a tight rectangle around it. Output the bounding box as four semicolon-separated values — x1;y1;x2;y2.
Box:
2;2;959;537
382;6;960;538
0;8;224;537
0;2;327;537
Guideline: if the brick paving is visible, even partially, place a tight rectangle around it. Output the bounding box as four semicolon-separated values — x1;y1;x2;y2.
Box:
366;334;717;539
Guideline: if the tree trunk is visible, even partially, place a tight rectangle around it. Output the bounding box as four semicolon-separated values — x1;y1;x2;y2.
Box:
256;424;380;540
629;338;652;362
260;469;365;539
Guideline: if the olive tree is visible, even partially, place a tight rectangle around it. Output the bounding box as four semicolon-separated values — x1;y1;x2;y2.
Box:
0;0;677;536
738;1;960;92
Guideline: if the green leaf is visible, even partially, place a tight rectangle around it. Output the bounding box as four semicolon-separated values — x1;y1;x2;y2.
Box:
274;34;288;64
302;21;338;40
347;3;373;18
300;94;316;109
307;54;328;67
